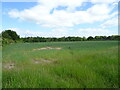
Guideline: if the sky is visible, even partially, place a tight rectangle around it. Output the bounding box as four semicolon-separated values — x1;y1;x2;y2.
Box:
2;0;119;37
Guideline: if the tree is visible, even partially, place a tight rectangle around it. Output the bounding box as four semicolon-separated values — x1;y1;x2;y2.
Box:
2;30;20;45
82;37;86;41
95;36;100;40
2;30;20;40
87;36;94;40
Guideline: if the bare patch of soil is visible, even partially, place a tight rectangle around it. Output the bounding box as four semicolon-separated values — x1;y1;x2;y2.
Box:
33;59;41;64
33;47;62;51
34;60;40;64
41;59;52;63
3;62;15;70
33;58;53;64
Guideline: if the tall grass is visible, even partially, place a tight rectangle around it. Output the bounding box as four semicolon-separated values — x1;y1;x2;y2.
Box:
2;41;118;88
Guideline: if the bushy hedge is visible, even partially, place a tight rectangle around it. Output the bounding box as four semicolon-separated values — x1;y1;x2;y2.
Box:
2;38;15;45
1;30;120;46
2;30;20;46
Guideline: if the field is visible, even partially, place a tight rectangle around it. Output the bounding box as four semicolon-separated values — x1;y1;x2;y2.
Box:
2;41;118;88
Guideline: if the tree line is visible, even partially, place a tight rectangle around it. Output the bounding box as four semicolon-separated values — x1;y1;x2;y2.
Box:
1;30;20;45
1;30;120;45
21;35;120;42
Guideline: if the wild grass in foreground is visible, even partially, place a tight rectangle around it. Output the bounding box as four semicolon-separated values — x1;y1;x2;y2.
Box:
2;41;118;88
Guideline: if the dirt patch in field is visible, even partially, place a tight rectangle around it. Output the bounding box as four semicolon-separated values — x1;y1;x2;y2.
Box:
3;62;15;70
34;60;40;64
33;58;53;64
33;47;62;51
42;59;52;63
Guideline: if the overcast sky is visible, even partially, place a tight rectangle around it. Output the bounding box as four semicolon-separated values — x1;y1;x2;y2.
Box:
2;0;118;37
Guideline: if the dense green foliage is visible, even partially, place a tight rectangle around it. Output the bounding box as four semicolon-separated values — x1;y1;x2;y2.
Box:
2;30;20;40
2;41;118;88
1;30;120;45
22;35;120;42
0;34;2;46
2;30;20;45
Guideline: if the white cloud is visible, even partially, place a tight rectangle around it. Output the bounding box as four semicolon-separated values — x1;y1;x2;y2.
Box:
7;0;118;37
8;0;117;28
77;28;117;37
7;28;69;37
0;30;2;33
6;27;117;38
90;0;119;4
2;0;119;3
109;11;118;18
7;28;44;37
37;0;86;11
101;17;118;28
52;28;68;32
8;9;20;18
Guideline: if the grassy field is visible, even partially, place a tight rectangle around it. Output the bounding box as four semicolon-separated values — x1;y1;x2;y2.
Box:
2;41;118;88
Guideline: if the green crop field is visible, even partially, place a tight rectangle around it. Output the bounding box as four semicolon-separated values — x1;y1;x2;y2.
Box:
2;41;118;88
